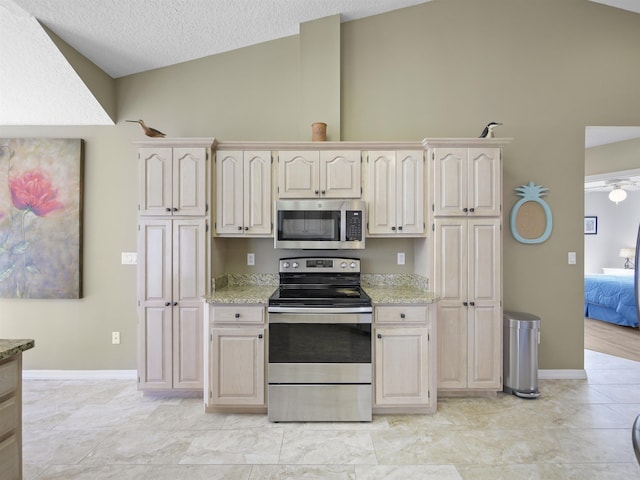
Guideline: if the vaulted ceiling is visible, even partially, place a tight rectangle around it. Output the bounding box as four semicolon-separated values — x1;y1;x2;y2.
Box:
1;0;639;132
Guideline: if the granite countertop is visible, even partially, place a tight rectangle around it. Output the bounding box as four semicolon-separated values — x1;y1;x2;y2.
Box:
0;339;35;361
203;273;438;305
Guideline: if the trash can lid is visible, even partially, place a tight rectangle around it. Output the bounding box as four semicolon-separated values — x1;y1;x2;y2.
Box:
504;310;540;321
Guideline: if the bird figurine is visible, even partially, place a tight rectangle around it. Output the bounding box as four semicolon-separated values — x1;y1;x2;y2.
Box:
479;122;502;138
126;119;166;138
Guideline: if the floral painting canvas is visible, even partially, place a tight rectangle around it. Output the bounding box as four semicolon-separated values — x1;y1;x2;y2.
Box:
0;138;83;299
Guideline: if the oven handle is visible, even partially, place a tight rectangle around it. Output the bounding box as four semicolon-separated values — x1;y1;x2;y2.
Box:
267;306;372;315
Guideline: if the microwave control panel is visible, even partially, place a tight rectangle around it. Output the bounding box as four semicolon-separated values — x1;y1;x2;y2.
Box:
345;210;363;241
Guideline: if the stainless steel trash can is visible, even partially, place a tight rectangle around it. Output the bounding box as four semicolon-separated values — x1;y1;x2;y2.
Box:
503;311;540;398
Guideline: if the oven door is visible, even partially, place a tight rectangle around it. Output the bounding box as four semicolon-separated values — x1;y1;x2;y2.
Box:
268;311;372;383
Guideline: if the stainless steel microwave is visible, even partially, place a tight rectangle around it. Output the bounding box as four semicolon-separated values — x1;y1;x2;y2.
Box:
274;199;366;249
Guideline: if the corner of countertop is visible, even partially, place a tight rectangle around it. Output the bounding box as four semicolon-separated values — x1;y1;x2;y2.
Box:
0;339;35;361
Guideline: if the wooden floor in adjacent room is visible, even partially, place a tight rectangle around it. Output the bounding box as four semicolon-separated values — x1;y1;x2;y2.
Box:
585;317;640;362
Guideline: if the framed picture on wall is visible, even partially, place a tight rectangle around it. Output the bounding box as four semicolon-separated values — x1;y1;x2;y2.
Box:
584;216;598;235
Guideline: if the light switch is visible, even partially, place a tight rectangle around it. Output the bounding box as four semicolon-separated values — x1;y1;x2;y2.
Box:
121;252;137;265
568;252;576;265
247;253;255;266
397;252;405;265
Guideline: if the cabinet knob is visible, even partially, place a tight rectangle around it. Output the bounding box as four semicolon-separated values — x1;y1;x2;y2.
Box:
391;226;396;231
314;190;319;195
398;226;403;231
258;334;263;339
173;302;178;306
237;226;243;231
165;302;171;307
469;208;475;213
400;313;406;319
173;207;178;212
165;208;171;212
244;226;249;231
469;301;475;306
321;190;326;195
377;333;382;339
463;207;468;212
463;301;468;307
235;313;240;318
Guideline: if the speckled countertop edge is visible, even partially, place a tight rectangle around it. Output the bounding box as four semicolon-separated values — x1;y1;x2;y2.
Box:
204;273;438;305
0;339;35;361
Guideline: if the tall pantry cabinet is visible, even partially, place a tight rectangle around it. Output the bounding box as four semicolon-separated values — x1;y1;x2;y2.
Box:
135;138;214;391
427;138;510;394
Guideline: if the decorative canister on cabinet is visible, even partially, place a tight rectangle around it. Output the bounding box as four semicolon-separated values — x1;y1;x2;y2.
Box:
311;122;327;141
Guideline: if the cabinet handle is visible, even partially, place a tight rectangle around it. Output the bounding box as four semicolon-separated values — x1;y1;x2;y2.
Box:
469;301;475;306
398;226;403;231
463;207;468;212
315;190;319;194
321;190;326;195
235;313;240;318
400;313;406;319
165;208;171;212
377;333;382;339
173;207;178;212
469;208;475;213
244;226;249;231
258;334;263;339
165;302;171;307
173;302;178;306
463;301;468;306
391;226;396;231
237;226;243;231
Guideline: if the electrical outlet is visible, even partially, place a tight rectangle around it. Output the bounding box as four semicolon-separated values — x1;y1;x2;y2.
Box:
112;331;120;344
247;253;255;266
568;252;576;265
121;252;137;265
397;252;405;265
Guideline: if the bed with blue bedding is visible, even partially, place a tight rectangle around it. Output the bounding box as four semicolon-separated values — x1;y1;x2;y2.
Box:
584;274;638;328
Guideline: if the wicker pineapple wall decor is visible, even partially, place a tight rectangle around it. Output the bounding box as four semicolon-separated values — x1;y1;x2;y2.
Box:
510;181;553;244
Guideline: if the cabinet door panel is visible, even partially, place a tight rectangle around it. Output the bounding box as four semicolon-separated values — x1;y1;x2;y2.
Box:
211;328;265;405
216;151;244;234
436;306;467;389
469;219;501;303
139;306;172;389
434;219;467;302
278;151;319;198
375;327;429;405
469;148;500;216
320;151;361;198
468;305;501;388
396;151;424;234
173;219;206;302
433;148;467;216
173;303;203;389
244;151;272;234
367;151;396;234
174;147;207;216
139;148;172;215
138;219;172;302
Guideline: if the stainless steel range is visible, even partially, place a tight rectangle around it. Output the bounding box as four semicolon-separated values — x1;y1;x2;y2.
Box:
267;257;373;422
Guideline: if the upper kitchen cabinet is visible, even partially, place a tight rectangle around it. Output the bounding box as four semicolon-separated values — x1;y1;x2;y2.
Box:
136;138;214;217
216;150;272;236
365;150;424;236
278;150;361;198
430;145;501;217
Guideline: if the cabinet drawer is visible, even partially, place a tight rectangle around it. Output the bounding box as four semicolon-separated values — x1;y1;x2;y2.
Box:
212;306;265;324
0;397;18;438
0;359;18;398
0;434;20;480
375;305;427;324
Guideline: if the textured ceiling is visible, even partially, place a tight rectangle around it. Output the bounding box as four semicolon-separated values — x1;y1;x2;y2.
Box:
1;0;639;129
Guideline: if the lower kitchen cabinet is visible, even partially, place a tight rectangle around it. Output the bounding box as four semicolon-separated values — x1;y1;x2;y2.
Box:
205;304;267;412
0;355;21;480
373;304;436;414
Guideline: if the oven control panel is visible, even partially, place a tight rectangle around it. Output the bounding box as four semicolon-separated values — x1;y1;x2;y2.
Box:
279;257;360;273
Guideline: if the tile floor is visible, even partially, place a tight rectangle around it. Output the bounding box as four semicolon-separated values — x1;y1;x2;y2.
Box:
22;350;640;479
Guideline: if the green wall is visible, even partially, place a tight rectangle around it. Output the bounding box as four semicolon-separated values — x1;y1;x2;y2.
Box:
2;0;639;371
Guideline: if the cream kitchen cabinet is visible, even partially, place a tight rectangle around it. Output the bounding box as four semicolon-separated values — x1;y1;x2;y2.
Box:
137;142;210;216
278;150;361;198
137;218;206;391
373;304;436;413
205;305;266;411
215;150;272;236
433;217;502;391
431;147;501;217
366;150;424;236
0;355;21;480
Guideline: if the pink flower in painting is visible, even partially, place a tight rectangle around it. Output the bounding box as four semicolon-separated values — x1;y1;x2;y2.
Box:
9;170;64;217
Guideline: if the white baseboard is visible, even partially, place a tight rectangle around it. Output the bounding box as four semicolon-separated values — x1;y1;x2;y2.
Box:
539;369;587;380
23;370;137;380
